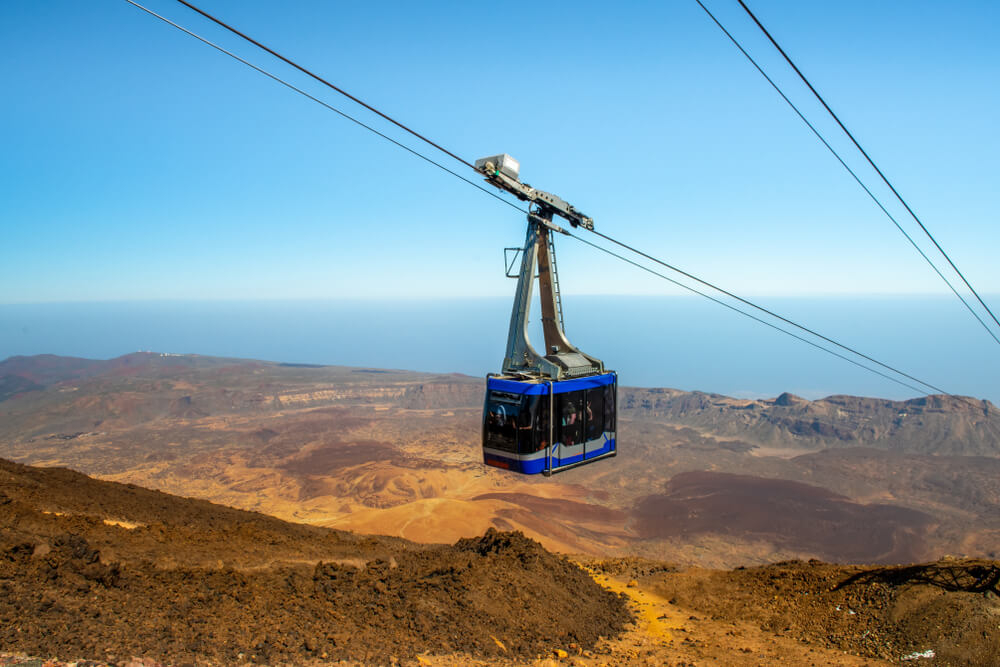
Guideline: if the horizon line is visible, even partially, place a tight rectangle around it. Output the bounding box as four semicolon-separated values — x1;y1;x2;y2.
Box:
3;292;997;307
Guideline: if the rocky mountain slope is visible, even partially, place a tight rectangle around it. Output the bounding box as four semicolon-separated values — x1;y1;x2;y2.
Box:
2;353;999;568
0;457;630;665
3;457;997;666
620;387;1000;456
3;353;997;456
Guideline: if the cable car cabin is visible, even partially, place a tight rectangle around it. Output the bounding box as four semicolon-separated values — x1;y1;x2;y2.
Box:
482;372;617;475
474;153;618;475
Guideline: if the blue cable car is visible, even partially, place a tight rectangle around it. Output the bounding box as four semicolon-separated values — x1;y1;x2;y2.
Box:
483;372;617;474
475;154;618;475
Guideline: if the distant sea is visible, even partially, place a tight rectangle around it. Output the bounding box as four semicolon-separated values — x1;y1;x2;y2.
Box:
1;296;997;404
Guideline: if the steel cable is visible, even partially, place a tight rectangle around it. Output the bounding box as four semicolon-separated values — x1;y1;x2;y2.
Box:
123;0;524;214
175;0;475;171
564;230;929;395
736;0;1000;334
125;0;972;401
588;228;952;396
700;0;1000;345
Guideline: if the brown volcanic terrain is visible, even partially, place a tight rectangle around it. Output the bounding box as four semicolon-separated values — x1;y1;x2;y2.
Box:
3;457;998;666
0;457;630;664
632;471;932;563
2;352;1000;567
621;388;1000;456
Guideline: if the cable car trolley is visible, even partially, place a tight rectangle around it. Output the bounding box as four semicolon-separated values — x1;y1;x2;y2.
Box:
477;154;617;475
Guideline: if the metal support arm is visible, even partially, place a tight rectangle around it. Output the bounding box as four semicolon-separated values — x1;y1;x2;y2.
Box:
502;208;604;380
474;154;594;231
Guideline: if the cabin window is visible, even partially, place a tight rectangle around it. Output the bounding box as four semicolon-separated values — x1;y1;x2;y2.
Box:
519;394;548;454
484;391;520;452
557;390;584;447
585;387;605;441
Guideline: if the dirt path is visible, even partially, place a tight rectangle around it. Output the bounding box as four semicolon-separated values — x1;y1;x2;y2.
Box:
348;568;892;667
581;570;890;667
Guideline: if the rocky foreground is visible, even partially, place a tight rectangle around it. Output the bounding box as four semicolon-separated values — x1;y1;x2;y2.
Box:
0;458;629;665
2;458;999;666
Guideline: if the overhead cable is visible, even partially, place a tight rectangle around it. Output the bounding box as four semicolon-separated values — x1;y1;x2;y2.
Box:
588;228;952;396
565;231;929;395
126;0;961;400
699;0;1000;344
122;0;524;214
174;0;474;171
736;0;1000;334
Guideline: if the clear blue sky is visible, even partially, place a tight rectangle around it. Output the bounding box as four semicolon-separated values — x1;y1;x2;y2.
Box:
1;0;997;304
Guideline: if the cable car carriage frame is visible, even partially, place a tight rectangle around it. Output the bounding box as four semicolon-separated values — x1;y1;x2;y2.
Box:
477;154;618;475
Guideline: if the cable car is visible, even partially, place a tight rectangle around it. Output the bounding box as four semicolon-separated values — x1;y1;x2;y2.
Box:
476;154;618;475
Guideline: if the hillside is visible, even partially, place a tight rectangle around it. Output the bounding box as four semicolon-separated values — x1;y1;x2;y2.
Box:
2;352;999;567
0;457;630;664
3;457;998;666
621;388;1000;456
3;353;997;456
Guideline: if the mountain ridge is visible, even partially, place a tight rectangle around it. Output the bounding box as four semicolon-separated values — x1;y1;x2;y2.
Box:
3;352;997;457
2;352;999;567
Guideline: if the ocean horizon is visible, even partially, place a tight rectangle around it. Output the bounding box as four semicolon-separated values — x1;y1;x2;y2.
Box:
1;295;997;405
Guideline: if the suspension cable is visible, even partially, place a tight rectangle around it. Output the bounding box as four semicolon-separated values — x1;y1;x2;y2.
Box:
588;228;951;396
565;231;928;395
125;0;968;400
174;0;474;171
572;232;997;410
724;0;1000;342
123;0;524;214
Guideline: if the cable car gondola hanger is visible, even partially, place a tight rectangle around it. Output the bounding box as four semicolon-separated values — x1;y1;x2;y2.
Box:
475;155;618;476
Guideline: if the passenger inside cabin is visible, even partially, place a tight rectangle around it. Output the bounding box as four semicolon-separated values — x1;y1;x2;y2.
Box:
561;397;581;446
585;398;598;441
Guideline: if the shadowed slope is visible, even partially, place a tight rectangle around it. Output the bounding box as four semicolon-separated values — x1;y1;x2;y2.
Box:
0;458;631;665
